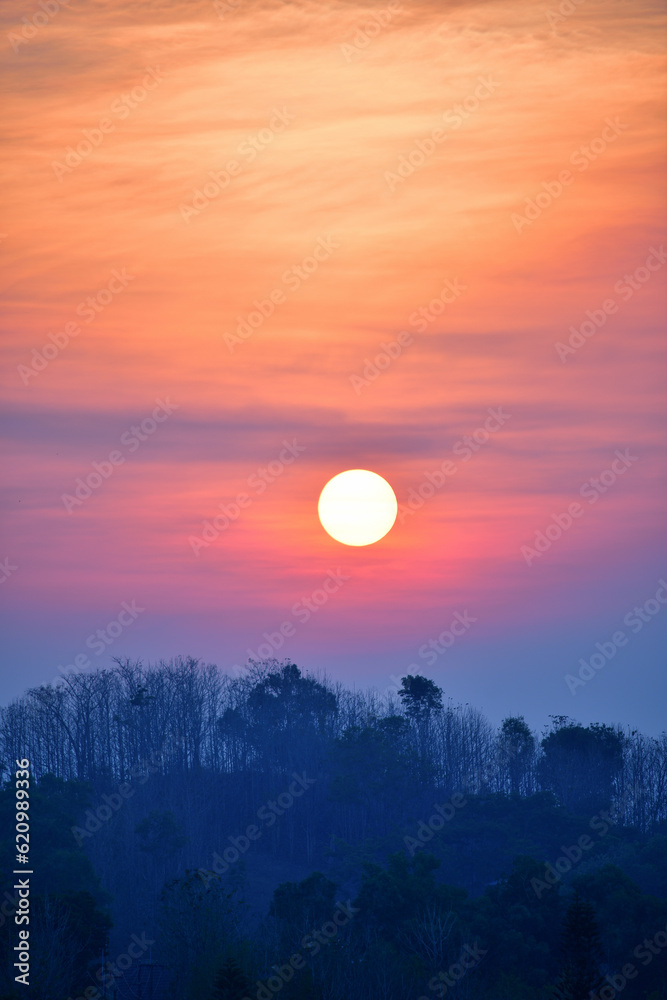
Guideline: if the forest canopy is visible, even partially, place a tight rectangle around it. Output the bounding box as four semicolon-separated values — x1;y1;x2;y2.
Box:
1;657;665;999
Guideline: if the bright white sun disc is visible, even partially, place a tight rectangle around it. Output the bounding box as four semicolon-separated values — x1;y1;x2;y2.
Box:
318;469;398;546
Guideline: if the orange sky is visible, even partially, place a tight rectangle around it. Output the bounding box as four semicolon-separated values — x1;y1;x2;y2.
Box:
1;0;666;731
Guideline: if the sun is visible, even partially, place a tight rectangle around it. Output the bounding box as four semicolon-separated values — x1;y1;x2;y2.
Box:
318;469;398;546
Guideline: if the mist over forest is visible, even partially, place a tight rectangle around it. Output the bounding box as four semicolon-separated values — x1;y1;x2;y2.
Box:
1;657;665;999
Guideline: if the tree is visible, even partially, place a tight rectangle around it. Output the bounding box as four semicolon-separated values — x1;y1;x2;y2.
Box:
552;893;605;1000
210;957;252;999
328;716;417;841
270;871;337;942
498;716;536;796
246;662;337;741
136;809;188;857
0;777;111;1000
398;676;443;783
354;852;464;942
158;872;247;999
398;675;443;723
540;719;625;814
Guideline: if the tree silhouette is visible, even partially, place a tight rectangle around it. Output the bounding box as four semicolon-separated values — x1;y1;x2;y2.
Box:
2;658;666;1000
398;675;443;781
135;809;188;857
398;675;443;722
498;716;536;795
270;872;337;933
210;957;251;999
553;893;605;1000
540;719;625;814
